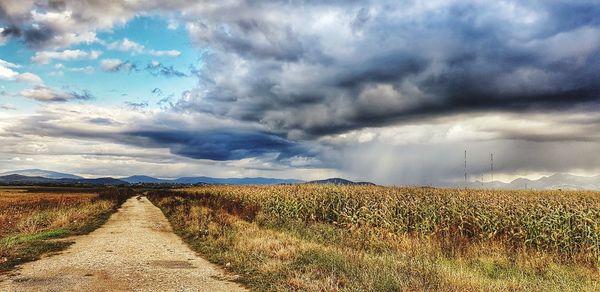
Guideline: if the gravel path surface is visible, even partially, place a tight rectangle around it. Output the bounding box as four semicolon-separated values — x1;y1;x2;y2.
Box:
0;196;247;292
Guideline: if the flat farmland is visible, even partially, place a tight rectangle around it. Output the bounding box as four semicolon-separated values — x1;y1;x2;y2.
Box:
148;185;600;291
2;185;598;291
0;187;130;271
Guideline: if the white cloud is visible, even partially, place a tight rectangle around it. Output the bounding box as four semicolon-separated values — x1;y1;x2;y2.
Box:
0;28;7;45
20;86;66;102
0;1;190;50
16;72;43;84
52;63;94;74
0;59;43;84
31;50;102;64
100;59;121;71
67;66;95;74
0;59;20;69
149;49;182;57
48;71;64;77
107;38;181;57
28;9;99;48
20;85;93;102
100;58;134;72
0;63;19;80
0;103;16;110
51;32;99;49
167;19;179;30
107;38;145;53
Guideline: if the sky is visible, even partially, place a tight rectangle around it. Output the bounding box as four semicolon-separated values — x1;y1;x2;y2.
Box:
0;0;599;185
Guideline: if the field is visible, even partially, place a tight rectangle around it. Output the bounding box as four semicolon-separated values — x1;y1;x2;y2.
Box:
148;185;600;291
0;187;132;271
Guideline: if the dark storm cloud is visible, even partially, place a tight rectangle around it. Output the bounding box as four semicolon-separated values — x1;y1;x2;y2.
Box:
545;2;600;29
1;25;20;38
9;108;317;163
47;0;67;11
23;25;55;48
351;7;370;32
88;117;117;125
176;0;600;139
5;0;600;181
14;118;313;163
125;129;310;161
0;3;58;49
5;0;598;140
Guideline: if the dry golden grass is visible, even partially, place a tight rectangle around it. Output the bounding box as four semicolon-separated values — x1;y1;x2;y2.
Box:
0;187;132;271
0;191;98;237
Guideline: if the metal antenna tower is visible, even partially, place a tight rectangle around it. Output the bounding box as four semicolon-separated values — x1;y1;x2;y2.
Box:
464;150;467;183
490;153;494;182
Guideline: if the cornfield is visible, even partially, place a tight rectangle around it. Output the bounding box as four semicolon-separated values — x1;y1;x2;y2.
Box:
170;185;599;264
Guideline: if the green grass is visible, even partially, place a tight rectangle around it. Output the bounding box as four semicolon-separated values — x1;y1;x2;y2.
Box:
0;228;73;271
2;228;70;246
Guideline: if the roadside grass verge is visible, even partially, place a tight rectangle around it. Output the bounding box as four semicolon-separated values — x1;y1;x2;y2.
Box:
148;186;600;291
0;187;133;272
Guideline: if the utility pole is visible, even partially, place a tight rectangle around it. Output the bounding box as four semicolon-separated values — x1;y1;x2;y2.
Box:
464;150;467;183
490;153;494;182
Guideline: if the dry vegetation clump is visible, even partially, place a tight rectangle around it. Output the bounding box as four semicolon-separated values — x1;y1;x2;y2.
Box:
0;187;132;271
148;185;600;291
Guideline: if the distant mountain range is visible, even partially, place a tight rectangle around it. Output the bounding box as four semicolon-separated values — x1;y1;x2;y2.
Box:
468;173;600;190
306;178;377;185
5;169;597;190
120;175;303;185
0;174;127;185
0;174;378;186
0;169;83;179
0;169;305;186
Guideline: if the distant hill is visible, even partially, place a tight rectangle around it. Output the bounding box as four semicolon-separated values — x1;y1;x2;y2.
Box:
2;174;372;186
173;176;303;185
0;169;83;179
121;175;167;184
4;169;598;190
0;169;303;186
0;174;128;185
65;177;129;186
307;178;376;185
469;173;600;190
123;175;303;185
0;174;56;183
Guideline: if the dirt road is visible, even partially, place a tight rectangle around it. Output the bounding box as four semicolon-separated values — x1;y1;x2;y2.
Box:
0;196;247;291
